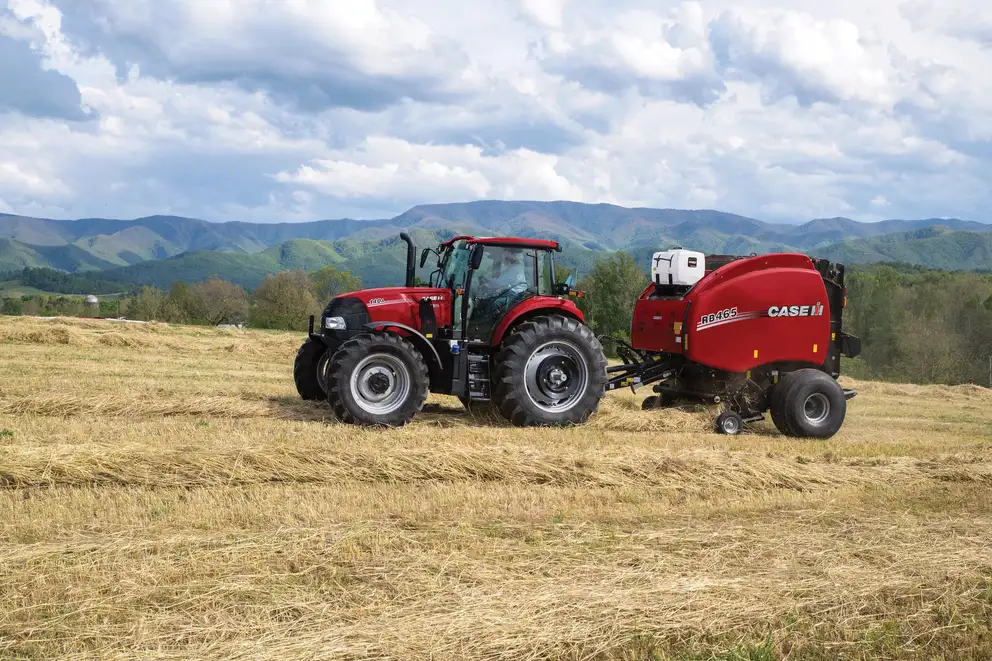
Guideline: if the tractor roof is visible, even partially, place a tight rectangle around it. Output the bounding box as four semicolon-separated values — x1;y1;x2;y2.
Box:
440;235;562;252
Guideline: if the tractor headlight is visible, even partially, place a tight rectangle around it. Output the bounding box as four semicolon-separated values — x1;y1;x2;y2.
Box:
324;316;347;330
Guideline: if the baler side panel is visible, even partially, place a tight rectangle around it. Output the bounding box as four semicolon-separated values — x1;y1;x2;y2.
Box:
631;298;689;353
685;267;831;373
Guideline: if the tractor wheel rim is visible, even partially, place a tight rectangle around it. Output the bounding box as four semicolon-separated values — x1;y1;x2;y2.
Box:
350;353;411;415
803;392;830;425
317;352;330;392
722;416;740;434
523;340;589;413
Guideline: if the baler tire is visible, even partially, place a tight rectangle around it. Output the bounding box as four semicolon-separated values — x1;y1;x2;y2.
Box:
642;395;661;410
325;333;429;427
716;411;744;435
770;371;804;436
492;315;607;427
780;369;847;439
294;339;328;401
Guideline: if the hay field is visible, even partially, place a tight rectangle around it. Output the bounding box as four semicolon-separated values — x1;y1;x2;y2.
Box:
1;315;990;661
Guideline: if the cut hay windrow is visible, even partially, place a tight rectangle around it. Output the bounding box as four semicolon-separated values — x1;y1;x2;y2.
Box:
0;393;274;419
0;443;982;492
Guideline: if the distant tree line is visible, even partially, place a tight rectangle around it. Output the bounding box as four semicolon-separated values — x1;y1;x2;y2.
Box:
0;265;362;332
1;268;134;296
843;265;992;385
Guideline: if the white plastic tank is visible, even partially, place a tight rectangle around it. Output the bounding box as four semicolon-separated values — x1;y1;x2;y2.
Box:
651;248;706;287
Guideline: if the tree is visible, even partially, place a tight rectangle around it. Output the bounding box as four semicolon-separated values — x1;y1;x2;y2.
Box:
310;266;362;304
576;252;649;344
127;286;168;321
188;277;250;326
251;270;318;331
1;297;23;316
165;282;193;324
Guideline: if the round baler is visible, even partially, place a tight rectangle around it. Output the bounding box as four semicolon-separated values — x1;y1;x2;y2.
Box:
606;248;862;438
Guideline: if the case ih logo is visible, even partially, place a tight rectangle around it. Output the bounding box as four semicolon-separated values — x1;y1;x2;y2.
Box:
696;303;825;330
768;304;825;318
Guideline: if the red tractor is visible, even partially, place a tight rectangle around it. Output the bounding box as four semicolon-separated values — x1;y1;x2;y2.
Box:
294;233;608;427
606;248;862;437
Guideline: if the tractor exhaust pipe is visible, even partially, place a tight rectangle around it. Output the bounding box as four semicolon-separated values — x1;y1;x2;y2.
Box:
400;232;416;287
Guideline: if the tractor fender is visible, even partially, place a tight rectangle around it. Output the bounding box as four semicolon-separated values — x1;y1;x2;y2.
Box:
490;297;584;346
361;321;444;383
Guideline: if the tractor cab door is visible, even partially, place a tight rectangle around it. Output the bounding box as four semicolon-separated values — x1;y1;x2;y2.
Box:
463;246;554;343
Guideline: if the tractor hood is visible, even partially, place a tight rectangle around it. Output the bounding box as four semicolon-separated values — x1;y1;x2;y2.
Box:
321;286;452;334
333;286;449;309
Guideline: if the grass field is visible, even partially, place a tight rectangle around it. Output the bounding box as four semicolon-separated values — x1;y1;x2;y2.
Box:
0;315;990;660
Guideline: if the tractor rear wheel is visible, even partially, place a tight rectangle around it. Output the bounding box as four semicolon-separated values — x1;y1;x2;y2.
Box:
492;316;607;426
294;339;328;401
325;333;429;427
771;369;846;439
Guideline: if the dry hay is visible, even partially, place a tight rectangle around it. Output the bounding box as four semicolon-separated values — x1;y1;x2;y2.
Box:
844;376;992;401
0;392;271;419
1;315;991;660
0;444;921;491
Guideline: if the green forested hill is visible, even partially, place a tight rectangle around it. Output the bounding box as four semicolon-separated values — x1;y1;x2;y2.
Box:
816;228;992;270
1;203;991;289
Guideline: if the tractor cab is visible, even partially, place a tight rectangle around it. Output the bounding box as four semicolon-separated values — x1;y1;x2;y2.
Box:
425;236;563;344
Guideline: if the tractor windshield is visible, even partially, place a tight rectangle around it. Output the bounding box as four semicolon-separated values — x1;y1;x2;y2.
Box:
440;240;472;289
462;246;556;342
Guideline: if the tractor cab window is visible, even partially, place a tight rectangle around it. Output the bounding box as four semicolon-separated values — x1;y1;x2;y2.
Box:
538;250;555;296
463;245;544;342
441;240;472;289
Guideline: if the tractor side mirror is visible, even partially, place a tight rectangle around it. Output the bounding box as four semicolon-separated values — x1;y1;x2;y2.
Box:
419;248;430;268
469;245;484;270
554;282;570;295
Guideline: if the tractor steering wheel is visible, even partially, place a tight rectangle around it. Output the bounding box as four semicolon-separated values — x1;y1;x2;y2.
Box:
480;283;528;318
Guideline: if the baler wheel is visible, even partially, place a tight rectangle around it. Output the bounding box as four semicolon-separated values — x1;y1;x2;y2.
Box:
492;315;607;426
294;339;328;401
716;411;743;435
325;333;429;427
772;369;847;439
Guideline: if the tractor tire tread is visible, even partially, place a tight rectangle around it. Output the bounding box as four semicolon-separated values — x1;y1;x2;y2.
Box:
325;333;429;427
492;315;607;427
294;338;327;401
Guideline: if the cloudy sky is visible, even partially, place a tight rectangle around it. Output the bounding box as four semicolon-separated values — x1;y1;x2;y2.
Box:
0;0;990;223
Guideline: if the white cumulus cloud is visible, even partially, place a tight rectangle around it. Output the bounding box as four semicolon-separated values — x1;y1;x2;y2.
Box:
0;0;989;223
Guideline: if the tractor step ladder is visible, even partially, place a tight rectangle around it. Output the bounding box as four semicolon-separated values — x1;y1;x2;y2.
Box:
467;354;491;402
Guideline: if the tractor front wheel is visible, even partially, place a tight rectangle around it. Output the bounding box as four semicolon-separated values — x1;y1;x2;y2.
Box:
325;333;429;427
294;339;328;401
492;316;607;426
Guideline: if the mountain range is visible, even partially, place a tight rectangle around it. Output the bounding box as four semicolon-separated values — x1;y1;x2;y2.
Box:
1;201;990;290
